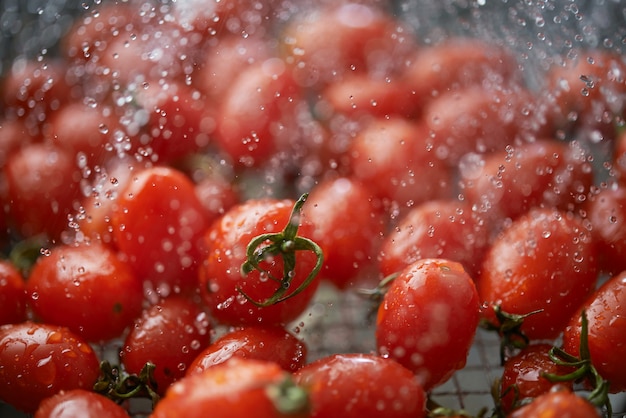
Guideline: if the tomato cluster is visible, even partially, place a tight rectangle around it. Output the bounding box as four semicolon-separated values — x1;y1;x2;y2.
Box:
1;1;626;417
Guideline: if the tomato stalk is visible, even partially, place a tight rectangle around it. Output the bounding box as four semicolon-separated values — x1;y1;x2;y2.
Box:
238;193;323;307
94;361;161;408
265;376;310;415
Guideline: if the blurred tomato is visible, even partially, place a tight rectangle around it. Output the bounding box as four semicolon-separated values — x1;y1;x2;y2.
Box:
0;260;26;325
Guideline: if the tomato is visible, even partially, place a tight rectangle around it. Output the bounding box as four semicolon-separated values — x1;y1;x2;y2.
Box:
194;176;240;225
378;199;490;280
0;322;101;414
498;344;574;414
120;295;211;395
584;184;626;275
613;129;626;182
478;208;598;341
294;353;425;418
26;243;144;342
199;197;321;326
349;118;452;214
508;387;601;418
112;166;209;292
301;177;385;289
34;389;129;418
562;270;626;393
459;139;594;227
0;260;27;325
375;258;480;391
151;358;309;418
188;326;306;374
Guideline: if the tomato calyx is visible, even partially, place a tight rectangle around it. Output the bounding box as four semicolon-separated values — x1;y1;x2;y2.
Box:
94;360;161;408
7;234;48;276
265;375;310;415
542;310;612;416
239;193;324;307
357;272;399;319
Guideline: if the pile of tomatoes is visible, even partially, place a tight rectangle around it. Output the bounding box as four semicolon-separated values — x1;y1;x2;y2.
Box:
1;0;626;417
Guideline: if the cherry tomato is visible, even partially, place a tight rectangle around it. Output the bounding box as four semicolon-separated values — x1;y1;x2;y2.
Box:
508;387;601;418
498;344;574;414
199;198;321;326
478;208;598;340
294;353;425;418
112;166;209;292
378;199;490;280
562;270;626;393
121;295;212;395
151;358;309;418
613;129;626;182
0;260;27;325
26;243;144;342
375;258;480;391
188;326;306;374
0;322;101;414
34;389;129;418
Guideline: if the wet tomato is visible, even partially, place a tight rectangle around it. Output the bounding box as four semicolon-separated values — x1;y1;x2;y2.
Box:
188;325;306;374
294;353;425;418
34;389;129;418
375;258;480;391
0;322;101;414
478;208;598;341
0;260;26;325
26;243;144;342
508;387;601;418
151;358;309;418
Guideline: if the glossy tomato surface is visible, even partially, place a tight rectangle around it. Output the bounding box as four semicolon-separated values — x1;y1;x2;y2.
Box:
34;389;129;418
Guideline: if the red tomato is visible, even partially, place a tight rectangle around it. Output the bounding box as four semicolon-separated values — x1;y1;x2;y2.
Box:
498;344;574;414
0;260;27;325
459;139;594;227
0;322;101;414
349;118;452;213
26;243;144;342
478;208;598;340
199;198;321;326
34;389;129;418
375;258;480;391
585;184;626;275
121;296;212;395
294;353;425;418
562;270;626;393
508;388;601;418
301;177;385;289
188;326;306;374
112;166;208;292
151;358;309;418
378;199;490;280
613;129;626;182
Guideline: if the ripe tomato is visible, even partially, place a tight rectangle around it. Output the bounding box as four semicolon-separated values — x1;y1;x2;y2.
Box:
151;358;309;418
478;208;598;340
375;258;480;391
26;243;144;342
121;295;212;395
294;353;425;418
498;343;574;414
0;322;101;414
34;389;129;418
0;260;27;325
508;387;601;418
562;270;626;393
301;177;385;289
188;326;306;374
199;197;321;326
378;199;490;280
112;166;208;292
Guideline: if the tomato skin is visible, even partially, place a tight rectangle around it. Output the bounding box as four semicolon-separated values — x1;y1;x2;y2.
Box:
34;389;129;418
0;260;27;325
0;322;101;414
508;388;601;418
199;198;320;326
478;208;598;341
121;296;212;395
294;353;425;418
562;270;626;393
26;243;144;342
375;258;480;391
188;326;306;374
152;358;309;418
378;199;490;280
112;166;208;292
